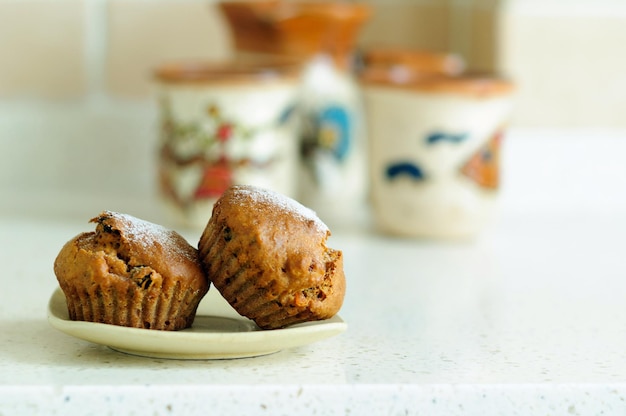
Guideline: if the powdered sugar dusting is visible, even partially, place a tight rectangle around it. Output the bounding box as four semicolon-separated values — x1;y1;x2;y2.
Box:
230;185;329;234
96;211;197;261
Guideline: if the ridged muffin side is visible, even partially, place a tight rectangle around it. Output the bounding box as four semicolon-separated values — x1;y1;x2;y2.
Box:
198;185;346;330
54;211;209;331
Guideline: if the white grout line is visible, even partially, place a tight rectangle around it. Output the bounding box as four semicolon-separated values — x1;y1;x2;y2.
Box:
83;0;110;108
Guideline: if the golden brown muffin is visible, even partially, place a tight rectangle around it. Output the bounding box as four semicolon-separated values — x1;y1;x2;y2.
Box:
54;211;209;330
198;185;345;330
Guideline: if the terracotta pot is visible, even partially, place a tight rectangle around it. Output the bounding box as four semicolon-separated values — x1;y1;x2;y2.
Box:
219;1;371;68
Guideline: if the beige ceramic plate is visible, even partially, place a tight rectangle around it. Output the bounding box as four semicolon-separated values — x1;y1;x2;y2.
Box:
47;288;346;360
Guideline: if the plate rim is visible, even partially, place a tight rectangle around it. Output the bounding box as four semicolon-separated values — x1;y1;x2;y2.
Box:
47;288;347;359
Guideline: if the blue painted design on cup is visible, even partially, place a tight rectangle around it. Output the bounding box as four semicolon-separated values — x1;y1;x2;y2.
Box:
426;131;468;145
386;162;426;181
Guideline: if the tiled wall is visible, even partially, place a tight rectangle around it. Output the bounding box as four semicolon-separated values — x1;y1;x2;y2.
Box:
106;0;231;97
1;0;626;204
1;0;625;112
359;1;451;53
0;0;455;100
496;1;626;127
0;0;86;98
0;0;233;100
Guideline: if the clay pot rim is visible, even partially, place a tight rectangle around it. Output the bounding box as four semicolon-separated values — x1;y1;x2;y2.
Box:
361;47;466;76
154;58;301;84
361;70;515;98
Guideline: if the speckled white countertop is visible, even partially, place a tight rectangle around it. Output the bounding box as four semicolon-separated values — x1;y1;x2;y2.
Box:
2;129;626;414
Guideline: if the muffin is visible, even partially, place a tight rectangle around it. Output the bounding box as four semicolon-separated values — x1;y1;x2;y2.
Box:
198;185;345;330
53;211;209;330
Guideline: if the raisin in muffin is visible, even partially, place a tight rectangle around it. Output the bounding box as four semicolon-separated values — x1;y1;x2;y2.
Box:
198;185;345;330
53;211;209;330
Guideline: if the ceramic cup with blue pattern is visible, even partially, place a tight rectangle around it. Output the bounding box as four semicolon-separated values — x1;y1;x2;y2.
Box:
362;71;514;238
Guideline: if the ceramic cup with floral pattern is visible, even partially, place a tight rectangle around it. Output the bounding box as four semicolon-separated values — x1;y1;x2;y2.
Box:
154;59;300;228
361;70;515;239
